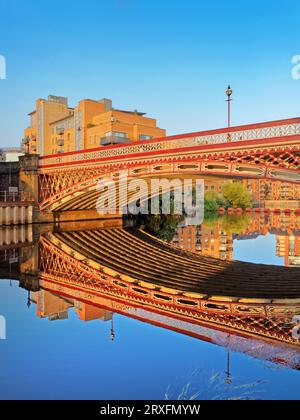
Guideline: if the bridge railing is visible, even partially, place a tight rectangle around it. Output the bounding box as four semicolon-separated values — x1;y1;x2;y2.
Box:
0;191;34;204
39;118;300;168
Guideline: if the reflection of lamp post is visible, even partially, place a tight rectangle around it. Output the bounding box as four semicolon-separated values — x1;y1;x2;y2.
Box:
226;351;232;385
27;290;31;309
110;315;115;341
226;85;233;142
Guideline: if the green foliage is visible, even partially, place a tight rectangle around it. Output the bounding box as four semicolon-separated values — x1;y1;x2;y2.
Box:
220;214;251;235
203;211;220;227
146;214;181;242
221;182;253;209
204;197;219;213
204;190;226;214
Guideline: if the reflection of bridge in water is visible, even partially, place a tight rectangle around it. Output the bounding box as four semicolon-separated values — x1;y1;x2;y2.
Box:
36;224;300;370
3;220;300;370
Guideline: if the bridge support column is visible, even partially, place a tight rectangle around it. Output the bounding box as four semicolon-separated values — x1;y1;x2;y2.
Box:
4;207;11;225
19;225;40;291
12;206;18;225
19;154;40;223
27;206;33;224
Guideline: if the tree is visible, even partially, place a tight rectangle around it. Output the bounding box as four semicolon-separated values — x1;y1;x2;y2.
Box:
220;214;251;235
221;182;253;209
146;214;181;242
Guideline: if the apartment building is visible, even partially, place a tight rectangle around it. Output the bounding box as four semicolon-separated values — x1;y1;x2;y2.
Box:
23;95;166;156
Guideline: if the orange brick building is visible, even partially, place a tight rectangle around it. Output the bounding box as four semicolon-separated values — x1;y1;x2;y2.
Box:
23;95;166;156
171;223;233;260
243;179;300;202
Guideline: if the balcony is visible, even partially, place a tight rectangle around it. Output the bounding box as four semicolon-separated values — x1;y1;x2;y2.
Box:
100;135;130;146
57;128;65;136
56;139;64;147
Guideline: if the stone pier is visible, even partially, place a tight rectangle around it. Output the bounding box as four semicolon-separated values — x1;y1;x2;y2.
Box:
0;204;34;226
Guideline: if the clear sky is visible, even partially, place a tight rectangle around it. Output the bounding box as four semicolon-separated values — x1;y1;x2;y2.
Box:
1;0;300;147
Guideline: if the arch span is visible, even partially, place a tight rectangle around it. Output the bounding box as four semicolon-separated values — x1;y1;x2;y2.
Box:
39;161;300;213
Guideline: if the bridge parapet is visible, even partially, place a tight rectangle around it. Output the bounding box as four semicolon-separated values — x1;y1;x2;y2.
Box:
39;117;300;168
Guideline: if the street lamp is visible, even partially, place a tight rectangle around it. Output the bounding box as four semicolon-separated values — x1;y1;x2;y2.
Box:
226;85;233;128
226;85;233;142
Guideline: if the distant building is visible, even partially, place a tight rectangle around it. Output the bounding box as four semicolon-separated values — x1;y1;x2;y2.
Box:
171;223;233;260
243;179;300;202
276;235;300;267
22;95;166;156
0;147;23;162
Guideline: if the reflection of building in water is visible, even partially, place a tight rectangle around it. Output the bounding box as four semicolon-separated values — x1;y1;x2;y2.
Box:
171;212;300;262
171;223;233;260
32;290;73;321
31;289;112;323
234;212;300;268
243;179;300;203
74;301;112;322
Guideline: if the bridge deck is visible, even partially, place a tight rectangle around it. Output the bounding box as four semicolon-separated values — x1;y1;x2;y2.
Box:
54;228;300;300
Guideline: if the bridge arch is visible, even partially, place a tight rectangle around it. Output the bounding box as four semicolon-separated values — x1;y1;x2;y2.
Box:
39;160;300;213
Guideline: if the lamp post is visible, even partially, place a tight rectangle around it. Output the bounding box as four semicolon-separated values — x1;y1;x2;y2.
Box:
226;85;233;142
110;315;115;341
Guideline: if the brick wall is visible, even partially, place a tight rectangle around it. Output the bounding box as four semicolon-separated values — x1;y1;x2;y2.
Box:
0;162;20;191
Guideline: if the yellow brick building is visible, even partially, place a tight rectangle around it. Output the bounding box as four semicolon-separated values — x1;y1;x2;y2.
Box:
23;95;166;155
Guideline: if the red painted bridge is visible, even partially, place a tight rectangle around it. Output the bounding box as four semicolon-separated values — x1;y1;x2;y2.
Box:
35;117;300;213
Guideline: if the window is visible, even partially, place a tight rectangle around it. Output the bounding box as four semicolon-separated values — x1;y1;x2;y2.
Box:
105;131;127;138
140;134;153;140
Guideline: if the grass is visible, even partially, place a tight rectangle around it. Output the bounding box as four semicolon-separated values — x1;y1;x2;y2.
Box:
164;369;267;401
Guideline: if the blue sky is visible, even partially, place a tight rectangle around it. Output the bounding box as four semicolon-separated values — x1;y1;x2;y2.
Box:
0;0;300;147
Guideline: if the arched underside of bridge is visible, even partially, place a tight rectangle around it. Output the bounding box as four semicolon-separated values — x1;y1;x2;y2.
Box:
46;174;211;213
41;227;300;302
39;227;300;352
39;158;300;212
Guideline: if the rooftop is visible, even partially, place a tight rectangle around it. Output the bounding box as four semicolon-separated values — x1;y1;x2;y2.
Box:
49;111;75;125
0;147;22;153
